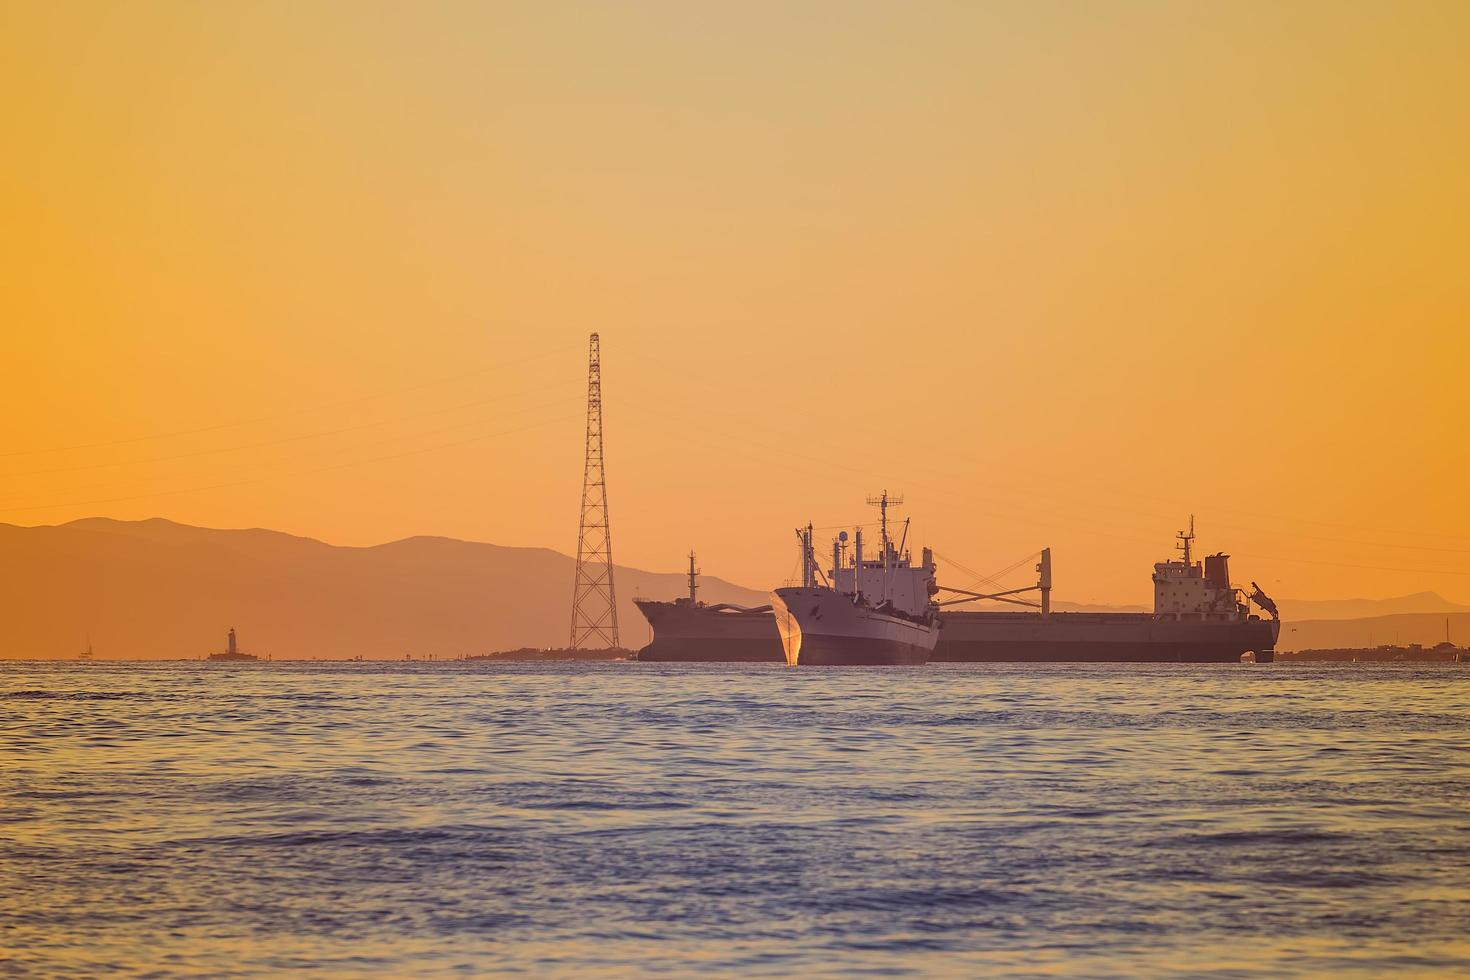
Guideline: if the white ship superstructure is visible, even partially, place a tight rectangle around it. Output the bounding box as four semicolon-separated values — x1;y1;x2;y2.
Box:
771;493;940;666
1151;517;1269;623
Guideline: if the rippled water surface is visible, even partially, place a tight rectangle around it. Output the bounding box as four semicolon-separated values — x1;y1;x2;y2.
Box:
4;661;1469;976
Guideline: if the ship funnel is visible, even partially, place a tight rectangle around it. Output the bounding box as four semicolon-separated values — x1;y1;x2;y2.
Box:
1204;553;1231;590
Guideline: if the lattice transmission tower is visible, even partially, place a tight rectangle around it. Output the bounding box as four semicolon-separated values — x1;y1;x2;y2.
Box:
570;333;619;649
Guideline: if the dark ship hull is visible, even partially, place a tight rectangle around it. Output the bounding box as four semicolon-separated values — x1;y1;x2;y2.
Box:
634;604;1277;664
792;635;932;666
933;611;1280;663
633;598;784;662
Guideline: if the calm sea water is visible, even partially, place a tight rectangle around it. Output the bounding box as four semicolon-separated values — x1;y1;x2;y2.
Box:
3;660;1469;977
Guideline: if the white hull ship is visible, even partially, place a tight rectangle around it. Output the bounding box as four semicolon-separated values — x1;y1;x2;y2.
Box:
771;493;940;666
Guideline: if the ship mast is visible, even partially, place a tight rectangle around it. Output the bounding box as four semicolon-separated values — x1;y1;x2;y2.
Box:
1176;515;1195;566
867;490;903;556
866;490;903;599
687;551;700;603
800;524;816;588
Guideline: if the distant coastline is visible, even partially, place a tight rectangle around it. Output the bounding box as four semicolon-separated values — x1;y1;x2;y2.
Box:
1281;644;1466;663
465;647;633;662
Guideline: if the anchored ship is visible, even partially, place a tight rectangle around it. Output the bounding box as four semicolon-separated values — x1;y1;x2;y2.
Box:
771;493;941;666
636;517;1279;664
634;552;783;662
936;518;1280;662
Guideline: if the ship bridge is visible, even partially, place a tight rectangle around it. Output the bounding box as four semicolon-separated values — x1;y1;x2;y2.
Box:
1152;519;1250;622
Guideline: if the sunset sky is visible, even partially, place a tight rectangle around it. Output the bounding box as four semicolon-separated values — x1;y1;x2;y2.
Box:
2;1;1467;604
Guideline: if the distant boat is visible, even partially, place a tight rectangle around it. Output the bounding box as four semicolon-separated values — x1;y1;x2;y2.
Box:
77;636;95;661
207;628;260;662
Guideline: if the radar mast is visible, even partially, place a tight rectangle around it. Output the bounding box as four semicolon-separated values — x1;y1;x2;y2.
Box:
1176;515;1196;566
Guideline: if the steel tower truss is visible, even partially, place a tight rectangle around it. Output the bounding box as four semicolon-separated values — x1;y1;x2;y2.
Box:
570;333;619;648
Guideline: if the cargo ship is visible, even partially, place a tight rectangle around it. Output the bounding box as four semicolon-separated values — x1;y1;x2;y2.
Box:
934;521;1280;663
635;518;1280;664
633;553;783;662
771;493;940;665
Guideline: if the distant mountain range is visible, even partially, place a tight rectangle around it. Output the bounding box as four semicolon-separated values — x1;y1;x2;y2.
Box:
1271;592;1470;622
1282;612;1470;653
1;518;1464;659
0;518;766;660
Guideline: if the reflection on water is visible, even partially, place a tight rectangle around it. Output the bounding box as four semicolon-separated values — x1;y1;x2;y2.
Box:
3;661;1469;975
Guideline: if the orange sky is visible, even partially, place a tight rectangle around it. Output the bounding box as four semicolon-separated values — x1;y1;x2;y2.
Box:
2;1;1467;604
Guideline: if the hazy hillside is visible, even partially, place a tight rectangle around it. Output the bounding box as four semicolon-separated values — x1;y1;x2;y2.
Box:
0;519;768;660
1274;592;1470;622
1280;611;1470;652
6;517;1466;659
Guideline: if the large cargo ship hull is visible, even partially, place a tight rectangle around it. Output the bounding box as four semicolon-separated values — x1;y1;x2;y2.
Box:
933;611;1279;663
637;636;784;662
772;587;938;666
634;606;1278;663
790;635;931;666
635;602;1279;664
633;598;784;663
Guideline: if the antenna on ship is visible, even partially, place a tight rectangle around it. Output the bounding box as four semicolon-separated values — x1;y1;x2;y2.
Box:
866;490;903;559
570;333;620;649
866;491;903;600
1176;515;1196;567
687;551;700;604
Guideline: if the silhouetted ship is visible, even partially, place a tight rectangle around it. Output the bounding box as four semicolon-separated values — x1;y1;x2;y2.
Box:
932;520;1280;663
636;519;1280;664
207;628;260;662
634;553;783;662
771;493;940;666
